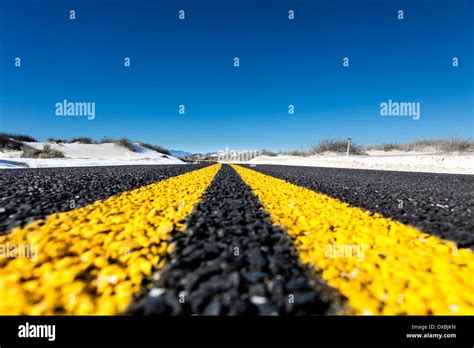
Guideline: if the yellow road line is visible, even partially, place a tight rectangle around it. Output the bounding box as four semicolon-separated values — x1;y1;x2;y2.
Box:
232;165;474;315
0;164;220;315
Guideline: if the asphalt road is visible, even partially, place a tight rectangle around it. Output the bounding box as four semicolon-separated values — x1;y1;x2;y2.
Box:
130;165;345;315
0;163;473;315
244;164;474;248
0;164;207;233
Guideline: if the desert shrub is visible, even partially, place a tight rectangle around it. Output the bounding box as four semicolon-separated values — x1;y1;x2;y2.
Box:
400;140;434;151
36;144;65;158
0;132;37;142
375;143;401;151
21;144;64;158
366;138;474;153
396;139;474;152
280;150;310;156
139;142;171;155
260;149;278;157
311;139;364;155
0;134;23;150
47;137;67;144
20;145;40;157
115;138;136;151
438;139;473;152
71;137;94;144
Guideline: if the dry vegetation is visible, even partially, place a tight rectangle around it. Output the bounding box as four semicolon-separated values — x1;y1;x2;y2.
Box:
0;134;23;151
267;138;473;157
70;137;94;144
310;139;365;155
139;142;171;155
115;138;135;151
0;133;37;142
1;133;172;158
366;139;474;153
21;144;65;158
259;149;279;156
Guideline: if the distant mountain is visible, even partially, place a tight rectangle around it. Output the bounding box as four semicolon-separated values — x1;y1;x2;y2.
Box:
170;150;193;158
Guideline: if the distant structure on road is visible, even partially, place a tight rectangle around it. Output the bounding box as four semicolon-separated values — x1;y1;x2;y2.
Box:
217;148;258;162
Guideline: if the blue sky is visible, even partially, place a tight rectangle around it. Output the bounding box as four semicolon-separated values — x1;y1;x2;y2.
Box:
0;0;472;153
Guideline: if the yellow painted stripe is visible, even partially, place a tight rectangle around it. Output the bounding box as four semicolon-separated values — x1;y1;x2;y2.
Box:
232;165;474;315
0;164;220;315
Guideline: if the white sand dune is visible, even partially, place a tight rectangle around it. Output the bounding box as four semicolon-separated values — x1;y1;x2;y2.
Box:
0;142;184;168
243;150;474;175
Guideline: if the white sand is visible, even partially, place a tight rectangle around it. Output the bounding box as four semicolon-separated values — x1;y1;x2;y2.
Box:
242;150;474;175
0;142;184;168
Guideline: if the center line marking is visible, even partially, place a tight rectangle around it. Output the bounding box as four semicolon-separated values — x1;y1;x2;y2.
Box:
0;164;220;315
233;165;474;315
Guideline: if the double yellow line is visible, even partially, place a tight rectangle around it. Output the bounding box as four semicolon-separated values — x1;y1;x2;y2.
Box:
232;165;474;315
1;163;473;315
0;165;220;315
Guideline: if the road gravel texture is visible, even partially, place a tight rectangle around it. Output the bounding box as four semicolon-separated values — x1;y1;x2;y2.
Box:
0;164;207;233
0;165;219;314
130;165;346;315
1;163;472;315
244;165;474;248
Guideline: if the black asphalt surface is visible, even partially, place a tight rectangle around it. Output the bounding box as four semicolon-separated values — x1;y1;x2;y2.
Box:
2;163;472;316
0;164;208;233
130;165;346;315
243;164;474;248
